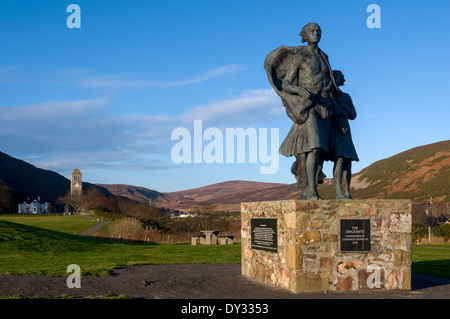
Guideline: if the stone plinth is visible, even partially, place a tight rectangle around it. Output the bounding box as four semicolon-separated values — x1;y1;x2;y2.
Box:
241;200;412;293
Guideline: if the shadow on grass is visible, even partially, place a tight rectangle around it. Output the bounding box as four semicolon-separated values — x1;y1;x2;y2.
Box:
0;220;163;246
412;259;450;290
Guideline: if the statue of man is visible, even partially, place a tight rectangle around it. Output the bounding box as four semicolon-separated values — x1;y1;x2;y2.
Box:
331;70;359;199
264;23;337;199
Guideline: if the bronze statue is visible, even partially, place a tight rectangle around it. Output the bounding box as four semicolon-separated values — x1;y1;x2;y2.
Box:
331;70;359;199
265;23;338;200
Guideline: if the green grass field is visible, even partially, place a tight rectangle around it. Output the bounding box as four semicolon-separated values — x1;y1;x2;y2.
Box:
0;219;241;276
0;215;449;278
0;215;102;234
411;246;450;278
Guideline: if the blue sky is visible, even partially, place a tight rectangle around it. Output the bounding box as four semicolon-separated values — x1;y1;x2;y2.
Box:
0;0;449;192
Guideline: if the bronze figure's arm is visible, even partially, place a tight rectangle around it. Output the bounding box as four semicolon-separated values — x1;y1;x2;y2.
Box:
282;55;313;100
346;97;357;120
341;94;357;120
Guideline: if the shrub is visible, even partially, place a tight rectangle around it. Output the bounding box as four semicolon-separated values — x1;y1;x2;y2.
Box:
412;223;428;242
107;218;143;241
432;223;450;241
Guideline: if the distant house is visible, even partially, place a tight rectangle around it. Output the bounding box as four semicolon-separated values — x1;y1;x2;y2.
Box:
177;213;193;218
18;197;50;214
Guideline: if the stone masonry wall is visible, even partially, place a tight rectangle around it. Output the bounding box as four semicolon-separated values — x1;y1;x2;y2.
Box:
241;200;412;293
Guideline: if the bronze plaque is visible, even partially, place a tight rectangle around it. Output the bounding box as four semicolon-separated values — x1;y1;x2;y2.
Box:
251;218;278;252
340;219;371;251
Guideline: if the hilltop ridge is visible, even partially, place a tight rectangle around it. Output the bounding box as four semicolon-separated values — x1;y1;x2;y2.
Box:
100;141;450;211
1;140;448;213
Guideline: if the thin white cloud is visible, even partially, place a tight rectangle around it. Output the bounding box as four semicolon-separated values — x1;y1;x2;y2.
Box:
0;87;284;172
0;98;109;120
73;64;242;90
180;89;282;125
0;98;176;171
0;98;126;153
30;150;175;172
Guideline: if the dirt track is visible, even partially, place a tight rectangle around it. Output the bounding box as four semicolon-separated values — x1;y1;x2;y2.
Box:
0;264;449;299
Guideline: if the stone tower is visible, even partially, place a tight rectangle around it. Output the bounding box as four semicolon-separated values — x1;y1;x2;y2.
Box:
71;168;82;200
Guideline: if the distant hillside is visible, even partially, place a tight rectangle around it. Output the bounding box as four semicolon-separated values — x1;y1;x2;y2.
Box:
96;184;165;204
156;180;298;212
3;140;447;214
319;140;450;202
0;151;115;209
100;141;450;211
167;179;333;211
100;180;310;212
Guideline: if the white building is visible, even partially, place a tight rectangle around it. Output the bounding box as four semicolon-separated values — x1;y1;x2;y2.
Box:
18;197;50;214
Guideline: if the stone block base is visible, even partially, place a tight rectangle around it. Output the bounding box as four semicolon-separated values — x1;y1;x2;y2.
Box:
241;200;412;293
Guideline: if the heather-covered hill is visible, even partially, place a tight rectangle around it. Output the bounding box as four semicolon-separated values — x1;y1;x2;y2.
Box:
100;181;298;212
3;140;447;214
101;141;450;211
319;140;450;202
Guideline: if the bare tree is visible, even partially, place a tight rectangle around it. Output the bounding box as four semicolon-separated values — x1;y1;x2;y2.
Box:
0;180;13;213
183;202;230;232
57;191;84;215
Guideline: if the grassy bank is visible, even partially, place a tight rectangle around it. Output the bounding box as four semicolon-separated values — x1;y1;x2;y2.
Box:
0;220;241;277
411;245;450;278
1;217;449;278
0;215;102;234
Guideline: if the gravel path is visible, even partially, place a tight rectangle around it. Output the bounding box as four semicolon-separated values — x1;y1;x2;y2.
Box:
0;264;449;299
79;221;111;236
78;215;111;236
